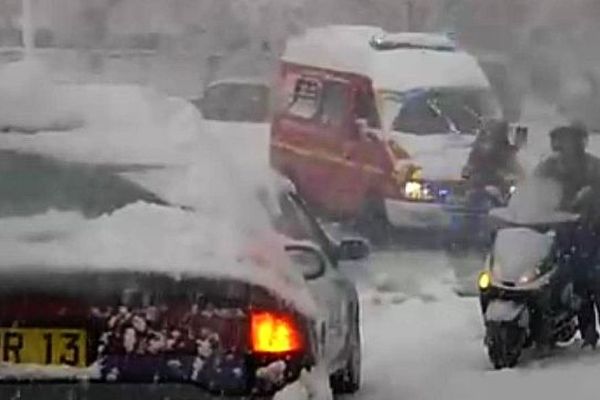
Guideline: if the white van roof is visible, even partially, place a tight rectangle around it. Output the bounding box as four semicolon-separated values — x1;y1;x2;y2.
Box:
282;25;491;93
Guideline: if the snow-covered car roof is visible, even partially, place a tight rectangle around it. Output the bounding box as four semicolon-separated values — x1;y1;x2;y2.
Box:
282;25;491;93
205;77;269;90
0;60;316;316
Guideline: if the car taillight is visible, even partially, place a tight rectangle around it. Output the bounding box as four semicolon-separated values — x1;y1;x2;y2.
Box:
250;311;303;353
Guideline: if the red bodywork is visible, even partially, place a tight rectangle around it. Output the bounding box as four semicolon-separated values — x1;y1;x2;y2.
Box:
0;271;314;396
270;62;408;219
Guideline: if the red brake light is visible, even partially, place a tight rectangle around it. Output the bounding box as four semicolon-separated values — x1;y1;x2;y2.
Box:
250;311;303;353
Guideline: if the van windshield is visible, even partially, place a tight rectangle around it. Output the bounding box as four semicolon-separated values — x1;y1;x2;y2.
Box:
381;88;501;135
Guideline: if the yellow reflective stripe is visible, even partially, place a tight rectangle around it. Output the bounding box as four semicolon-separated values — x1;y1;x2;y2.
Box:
272;141;385;175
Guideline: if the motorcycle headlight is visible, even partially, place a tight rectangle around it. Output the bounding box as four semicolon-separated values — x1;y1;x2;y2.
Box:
478;270;491;290
404;181;434;201
518;260;552;284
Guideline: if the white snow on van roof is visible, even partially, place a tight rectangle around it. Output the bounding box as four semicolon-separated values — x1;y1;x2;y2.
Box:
206;77;269;89
283;25;490;93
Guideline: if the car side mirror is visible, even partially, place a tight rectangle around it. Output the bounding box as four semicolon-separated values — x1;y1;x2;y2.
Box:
285;244;326;281
337;238;370;261
355;118;380;142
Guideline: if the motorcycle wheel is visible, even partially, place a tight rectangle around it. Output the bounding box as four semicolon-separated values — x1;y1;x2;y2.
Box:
486;323;525;370
554;317;578;346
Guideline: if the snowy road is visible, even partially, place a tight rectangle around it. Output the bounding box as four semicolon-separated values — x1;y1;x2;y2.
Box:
343;248;600;400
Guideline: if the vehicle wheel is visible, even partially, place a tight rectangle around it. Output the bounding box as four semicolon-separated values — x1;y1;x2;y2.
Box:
330;305;361;394
355;195;389;246
554;317;578;345
486;323;524;370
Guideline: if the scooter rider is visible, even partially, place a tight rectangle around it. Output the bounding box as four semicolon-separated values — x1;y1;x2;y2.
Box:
463;119;523;188
534;124;600;348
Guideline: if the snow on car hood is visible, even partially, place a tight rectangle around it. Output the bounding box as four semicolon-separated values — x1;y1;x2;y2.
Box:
389;131;475;180
198;119;271;176
0;84;200;167
0;203;316;316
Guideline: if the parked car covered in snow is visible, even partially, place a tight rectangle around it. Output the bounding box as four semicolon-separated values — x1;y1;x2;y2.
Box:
192;78;270;123
0;80;367;399
271;26;508;239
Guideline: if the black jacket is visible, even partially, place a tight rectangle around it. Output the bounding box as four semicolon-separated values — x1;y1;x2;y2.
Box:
533;152;600;223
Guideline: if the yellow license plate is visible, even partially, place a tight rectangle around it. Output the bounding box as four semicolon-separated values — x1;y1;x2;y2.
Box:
0;328;87;367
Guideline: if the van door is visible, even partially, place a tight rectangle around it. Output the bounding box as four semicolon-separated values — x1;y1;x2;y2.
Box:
271;76;326;207
309;79;357;214
273;76;355;214
328;88;391;215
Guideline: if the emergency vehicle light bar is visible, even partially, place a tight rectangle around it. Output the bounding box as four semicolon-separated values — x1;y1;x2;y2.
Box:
370;32;456;52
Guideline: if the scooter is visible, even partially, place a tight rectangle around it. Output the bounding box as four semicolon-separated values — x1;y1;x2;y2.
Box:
477;206;581;369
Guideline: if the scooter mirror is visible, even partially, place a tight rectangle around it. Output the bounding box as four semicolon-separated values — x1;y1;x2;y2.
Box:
509;125;529;149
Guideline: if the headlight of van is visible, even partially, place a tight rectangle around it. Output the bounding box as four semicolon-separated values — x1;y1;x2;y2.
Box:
404;181;435;201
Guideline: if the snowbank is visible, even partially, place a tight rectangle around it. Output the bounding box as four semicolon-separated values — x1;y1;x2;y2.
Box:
0;60;83;132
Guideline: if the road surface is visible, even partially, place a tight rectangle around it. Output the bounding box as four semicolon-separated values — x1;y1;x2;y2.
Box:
344;244;600;400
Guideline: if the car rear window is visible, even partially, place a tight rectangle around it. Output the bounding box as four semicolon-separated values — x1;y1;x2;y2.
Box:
0;150;168;218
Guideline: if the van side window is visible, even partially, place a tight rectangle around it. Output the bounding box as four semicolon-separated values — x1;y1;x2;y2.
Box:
319;81;349;127
288;77;321;119
355;91;381;129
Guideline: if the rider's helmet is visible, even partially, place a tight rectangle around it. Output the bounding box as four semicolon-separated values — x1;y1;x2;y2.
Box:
549;124;588;154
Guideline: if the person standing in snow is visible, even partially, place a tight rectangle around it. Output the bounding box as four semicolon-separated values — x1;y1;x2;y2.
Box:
534;124;600;348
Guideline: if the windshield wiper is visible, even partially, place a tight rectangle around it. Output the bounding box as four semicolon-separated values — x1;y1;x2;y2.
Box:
426;98;461;134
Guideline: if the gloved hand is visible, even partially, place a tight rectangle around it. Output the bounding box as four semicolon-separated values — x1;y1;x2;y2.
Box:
572;186;599;224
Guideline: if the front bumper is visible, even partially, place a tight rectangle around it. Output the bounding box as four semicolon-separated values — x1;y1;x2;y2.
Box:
0;383;272;400
385;198;451;229
384;198;490;231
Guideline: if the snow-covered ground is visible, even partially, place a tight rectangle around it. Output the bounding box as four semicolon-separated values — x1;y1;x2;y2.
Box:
343;248;600;400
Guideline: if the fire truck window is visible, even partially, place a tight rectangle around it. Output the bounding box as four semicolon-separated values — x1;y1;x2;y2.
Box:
319;81;348;127
288;77;321;119
355;91;381;129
